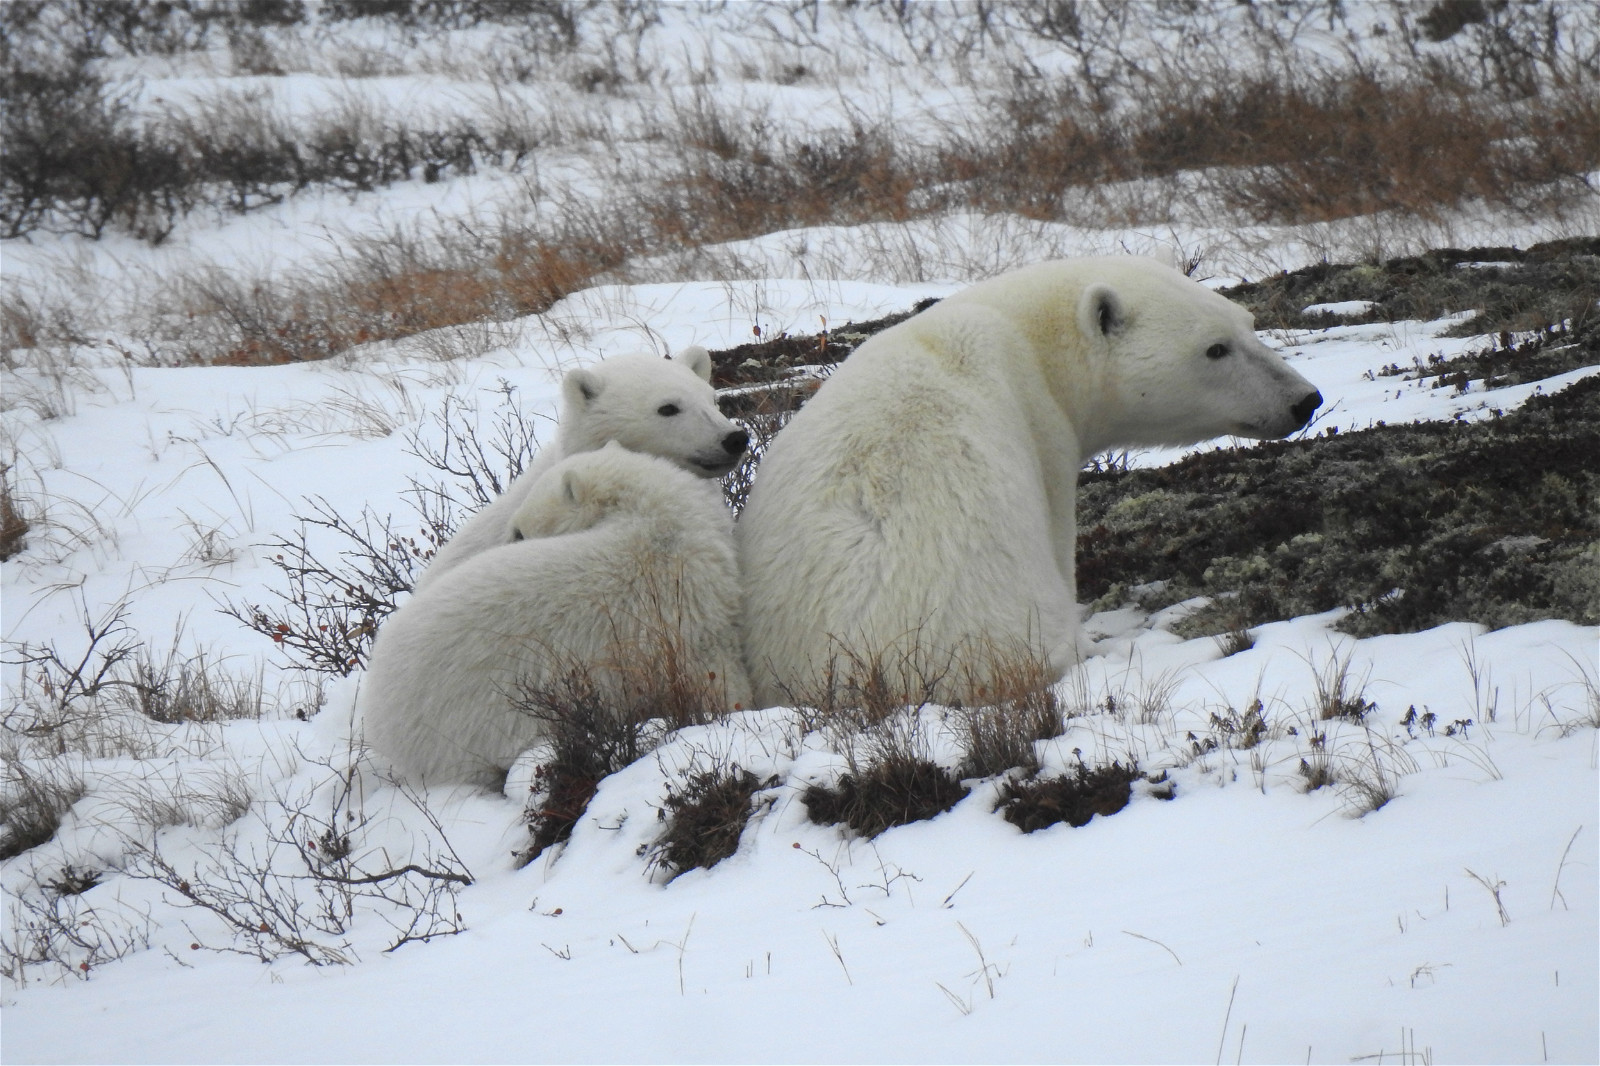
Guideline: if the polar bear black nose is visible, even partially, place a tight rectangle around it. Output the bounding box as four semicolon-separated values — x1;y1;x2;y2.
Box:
1291;390;1323;428
723;429;750;456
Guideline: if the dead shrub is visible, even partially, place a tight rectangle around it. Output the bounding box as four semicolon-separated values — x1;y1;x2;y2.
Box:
995;760;1142;834
3;600;141;735
115;644;268;724
787;639;983;838
1298;732;1336;792
1;463;32;561
122;754;472;965
797;638;958;734
1;881;154;986
225;498;421;676
777;633;1067;838
802;759;968;840
940;82;1116;220
1194;76;1568;223
44;864;102;896
405;383;545;518
953;646;1064;779
179;210;631;365
517;674;624;862
0;55;192;241
642;98;923;247
715;377;818;515
133;47;1599;368
1209;700;1269;750
651;767;769;878
230;389;547;675
514;632;737;865
1215;627;1257;657
1311;650;1377;723
947;69;1600;226
0;759;86;861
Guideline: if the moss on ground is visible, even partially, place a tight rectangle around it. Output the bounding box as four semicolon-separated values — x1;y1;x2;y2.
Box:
1221;237;1600;338
1078;375;1600;637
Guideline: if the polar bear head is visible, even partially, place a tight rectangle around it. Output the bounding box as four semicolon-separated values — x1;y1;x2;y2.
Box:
955;257;1321;453
559;347;748;477
511;443;642;541
1064;257;1322;448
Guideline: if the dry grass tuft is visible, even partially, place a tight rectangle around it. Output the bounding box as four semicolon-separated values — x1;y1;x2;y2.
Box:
1298;732;1337;792
514;633;738;866
995;760;1143;834
1311;649;1378;722
651;767;770;878
790;640;1066;838
802;759;968;840
1;463;32;561
954;647;1065;780
116;644;268;725
0;759;87;861
180;216;632;366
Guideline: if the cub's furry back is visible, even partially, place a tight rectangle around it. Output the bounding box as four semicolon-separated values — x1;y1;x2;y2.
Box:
362;444;751;787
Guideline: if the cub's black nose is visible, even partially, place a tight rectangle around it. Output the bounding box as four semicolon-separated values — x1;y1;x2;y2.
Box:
1291;390;1323;427
723;428;750;456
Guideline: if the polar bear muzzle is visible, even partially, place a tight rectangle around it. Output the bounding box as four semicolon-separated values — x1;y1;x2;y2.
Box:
1290;390;1323;429
691;427;750;474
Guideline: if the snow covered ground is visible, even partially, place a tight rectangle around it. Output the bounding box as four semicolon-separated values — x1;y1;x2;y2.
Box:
3;6;1598;1064
4;270;1596;1064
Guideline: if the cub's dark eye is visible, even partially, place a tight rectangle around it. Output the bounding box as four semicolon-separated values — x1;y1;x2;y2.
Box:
657;403;681;416
1206;343;1230;360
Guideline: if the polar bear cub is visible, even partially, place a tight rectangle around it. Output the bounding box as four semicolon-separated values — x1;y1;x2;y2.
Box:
737;256;1322;707
415;346;747;591
362;443;752;787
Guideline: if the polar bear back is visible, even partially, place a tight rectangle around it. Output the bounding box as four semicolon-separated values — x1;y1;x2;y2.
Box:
738;300;1074;705
362;446;750;787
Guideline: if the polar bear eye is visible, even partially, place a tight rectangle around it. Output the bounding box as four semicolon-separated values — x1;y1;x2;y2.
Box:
1206;343;1230;360
657;403;681;417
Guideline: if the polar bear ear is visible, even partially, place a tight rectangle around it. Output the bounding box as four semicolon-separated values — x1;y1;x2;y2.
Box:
1079;283;1124;340
560;469;582;505
564;367;603;408
673;345;714;383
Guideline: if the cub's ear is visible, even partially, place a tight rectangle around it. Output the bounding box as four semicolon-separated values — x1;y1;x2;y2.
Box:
560;469;582;505
1078;283;1124;340
563;367;603;408
673;345;714;383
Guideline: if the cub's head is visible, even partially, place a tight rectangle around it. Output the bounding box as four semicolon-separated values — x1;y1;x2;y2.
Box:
1068;257;1322;449
560;347;748;477
509;443;694;542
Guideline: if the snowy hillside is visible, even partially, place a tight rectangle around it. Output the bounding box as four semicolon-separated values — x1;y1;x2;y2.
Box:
3;4;1598;1064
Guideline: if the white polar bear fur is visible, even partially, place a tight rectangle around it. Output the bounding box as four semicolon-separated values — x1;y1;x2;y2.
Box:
362;443;752;787
415;346;745;592
737;256;1322;707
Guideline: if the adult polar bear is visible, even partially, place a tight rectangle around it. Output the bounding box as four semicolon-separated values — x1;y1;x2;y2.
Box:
415;346;747;591
738;256;1322;706
363;444;751;787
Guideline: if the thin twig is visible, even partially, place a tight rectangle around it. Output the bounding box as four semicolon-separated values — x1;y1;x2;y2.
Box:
1123;928;1182;966
1215;975;1240;1066
1550;826;1582;912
